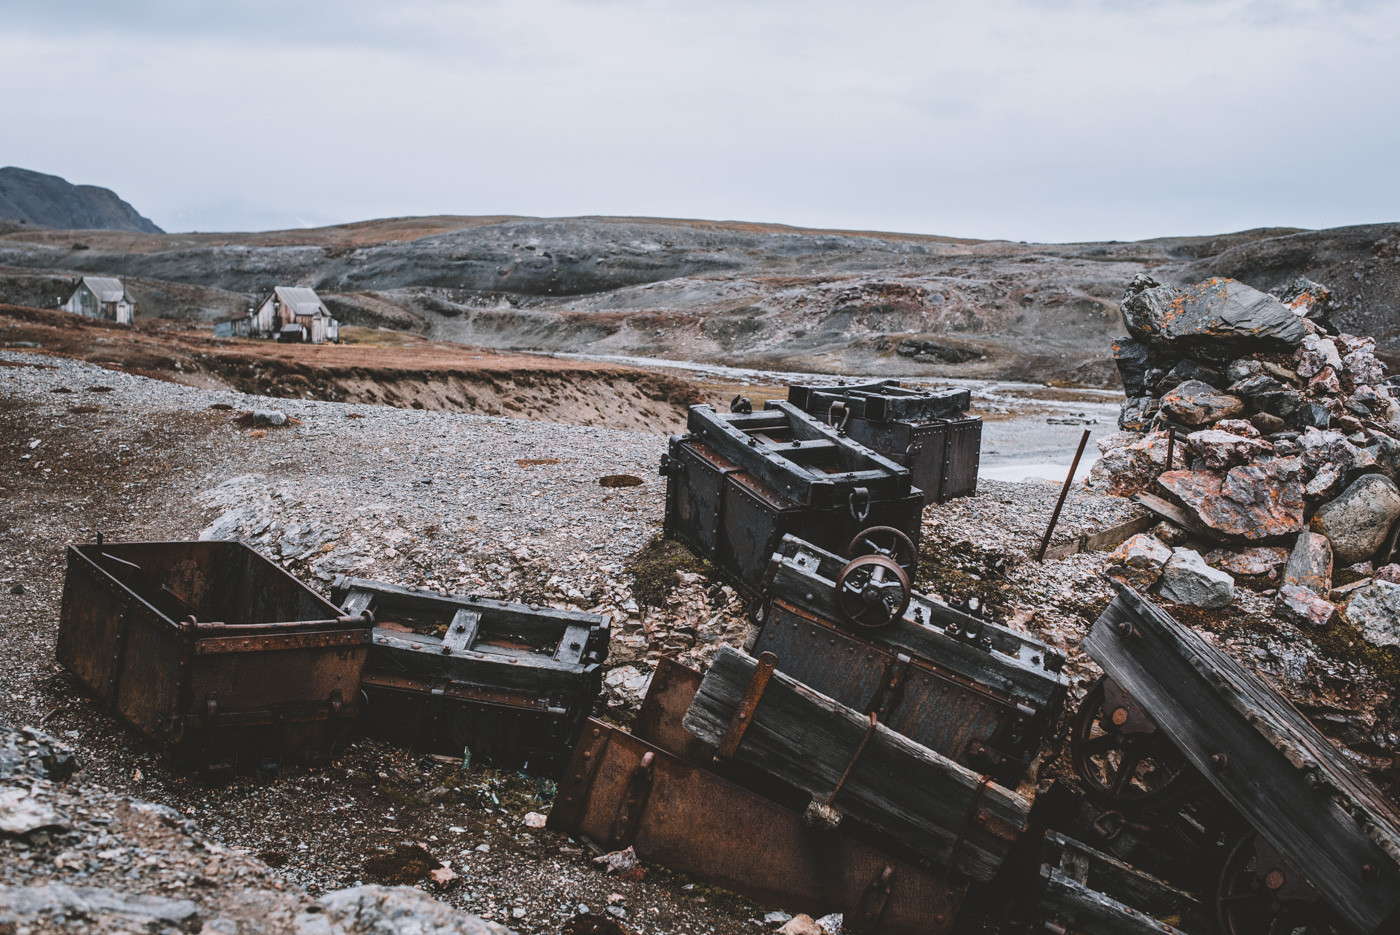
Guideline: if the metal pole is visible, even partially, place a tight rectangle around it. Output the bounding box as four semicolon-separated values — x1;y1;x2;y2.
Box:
1165;426;1176;472
1037;429;1092;562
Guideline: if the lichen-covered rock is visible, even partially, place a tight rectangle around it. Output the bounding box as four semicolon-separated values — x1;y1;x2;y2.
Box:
1249;412;1287;435
1343;580;1400;648
1122;277;1306;353
1229;374;1303;420
1118;396;1160;432
1375;564;1400;584
1185;428;1271;469
304;886;514;934
1281;277;1332;322
1311;474;1400;564
1154;359;1227;395
1308;367;1342;396
1276;585;1337;628
1295;334;1342;379
1212;419;1260;438
1112;337;1176;397
1157;459;1305;540
1160;380;1245;425
1343;347;1386;389
1284;531;1333;598
1157;548;1234;608
1298;428;1359;479
1106;533;1173;591
1087;431;1176;495
1206;546;1289;579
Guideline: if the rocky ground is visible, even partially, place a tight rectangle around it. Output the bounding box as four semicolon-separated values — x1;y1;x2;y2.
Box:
0;348;1177;934
3;216;1398;386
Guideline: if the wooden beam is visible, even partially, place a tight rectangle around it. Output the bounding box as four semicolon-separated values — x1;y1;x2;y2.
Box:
1083;588;1400;933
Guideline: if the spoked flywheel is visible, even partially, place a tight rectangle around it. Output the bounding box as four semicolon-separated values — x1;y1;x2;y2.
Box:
1216;830;1348;935
846;525;917;578
1070;676;1198;811
835;554;912;629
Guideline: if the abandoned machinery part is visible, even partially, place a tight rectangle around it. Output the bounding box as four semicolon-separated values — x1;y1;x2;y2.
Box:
330;576;609;777
56;538;372;774
660;400;924;597
786;380;981;505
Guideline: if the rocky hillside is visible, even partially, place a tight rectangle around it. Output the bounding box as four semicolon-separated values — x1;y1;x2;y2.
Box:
0;167;163;234
2;213;1397;384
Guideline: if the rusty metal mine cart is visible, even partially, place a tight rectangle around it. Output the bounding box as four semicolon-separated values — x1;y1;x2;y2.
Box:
57;539;372;772
787;380;982;504
331;576;609;776
661;400;924;597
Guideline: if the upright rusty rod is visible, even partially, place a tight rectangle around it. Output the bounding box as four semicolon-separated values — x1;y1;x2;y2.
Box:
1165;426;1176;472
1037;429;1092;562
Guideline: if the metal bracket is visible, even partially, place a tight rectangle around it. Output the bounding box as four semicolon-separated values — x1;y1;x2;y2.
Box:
716;651;777;760
944;775;993;881
829;400;851;434
849;864;896;935
826;711;879;809
848;487;871;523
868;654;911;721
608;750;656;848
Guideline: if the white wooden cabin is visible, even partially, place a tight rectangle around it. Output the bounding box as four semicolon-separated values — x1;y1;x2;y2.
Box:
60;277;134;324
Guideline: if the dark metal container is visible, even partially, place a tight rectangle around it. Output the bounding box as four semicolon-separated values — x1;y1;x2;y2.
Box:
330;577;608;776
787;380;981;503
549;667;968;935
661;401;923;597
756;535;1065;786
57;540;370;770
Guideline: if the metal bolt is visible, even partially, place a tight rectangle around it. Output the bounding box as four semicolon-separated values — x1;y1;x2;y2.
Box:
1264;869;1286;891
441;646;452;655
1210;753;1228;772
1116;622;1135;638
1362;863;1381;883
1110;707;1129;727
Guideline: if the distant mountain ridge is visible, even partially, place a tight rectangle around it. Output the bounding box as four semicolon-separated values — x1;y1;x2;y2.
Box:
0;167;162;233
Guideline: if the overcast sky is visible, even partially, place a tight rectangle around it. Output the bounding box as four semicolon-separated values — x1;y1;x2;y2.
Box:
2;0;1396;241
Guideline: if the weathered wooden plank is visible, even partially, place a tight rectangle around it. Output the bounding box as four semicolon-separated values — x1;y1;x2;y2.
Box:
369;632;589;689
682;647;1030;882
1083;588;1400;933
1035;832;1209;935
1040;511;1156;561
764;536;1065;710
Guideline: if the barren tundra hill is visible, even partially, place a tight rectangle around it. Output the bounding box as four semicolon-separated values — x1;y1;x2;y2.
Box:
3;211;1398;384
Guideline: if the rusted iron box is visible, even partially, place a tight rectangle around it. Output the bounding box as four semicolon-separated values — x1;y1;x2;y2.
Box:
330;577;608;776
57;540;370;770
756;535;1065;786
550;663;967;935
661;400;923;597
787;380;981;504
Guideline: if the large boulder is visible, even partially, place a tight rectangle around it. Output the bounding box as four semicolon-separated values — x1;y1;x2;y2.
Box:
1112;337;1176;397
1310;474;1400;564
1157;548;1235;608
1106;534;1173;591
1283;531;1333;598
1157;459;1305;540
1343;580;1400;648
1122;277;1306;353
1185;428;1271;469
1159;381;1245;426
1087;432;1172;495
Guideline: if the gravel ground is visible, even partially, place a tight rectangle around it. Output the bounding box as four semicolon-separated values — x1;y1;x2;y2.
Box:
0;348;1242;934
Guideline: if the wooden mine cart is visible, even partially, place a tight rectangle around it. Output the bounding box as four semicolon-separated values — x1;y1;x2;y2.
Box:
661;400;924;597
755;535;1065;785
331;577;608;776
787;380;981;504
1079;587;1400;935
57;539;371;771
549;657;968;935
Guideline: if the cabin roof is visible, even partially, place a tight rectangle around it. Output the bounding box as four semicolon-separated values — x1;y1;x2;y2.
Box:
79;277;127;303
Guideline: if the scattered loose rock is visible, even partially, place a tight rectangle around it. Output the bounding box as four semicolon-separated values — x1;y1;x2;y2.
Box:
1157;548;1234;608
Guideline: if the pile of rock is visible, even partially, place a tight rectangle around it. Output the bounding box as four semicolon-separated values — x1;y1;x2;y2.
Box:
1089;275;1400;643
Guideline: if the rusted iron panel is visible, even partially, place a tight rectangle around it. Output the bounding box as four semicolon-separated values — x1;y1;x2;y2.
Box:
764;536;1066;714
662;403;923;596
549;720;966;934
787;382;981;504
1083;587;1400;934
330;577;607;775
754;600;1043;786
56;541;369;770
1032;832;1210;935
684;647;1031;883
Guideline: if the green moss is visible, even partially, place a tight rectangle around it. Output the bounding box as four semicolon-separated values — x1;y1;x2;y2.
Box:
1308;618;1400;683
624;535;713;608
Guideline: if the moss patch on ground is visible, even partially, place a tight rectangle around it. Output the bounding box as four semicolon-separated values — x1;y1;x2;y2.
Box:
624;535;714;608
